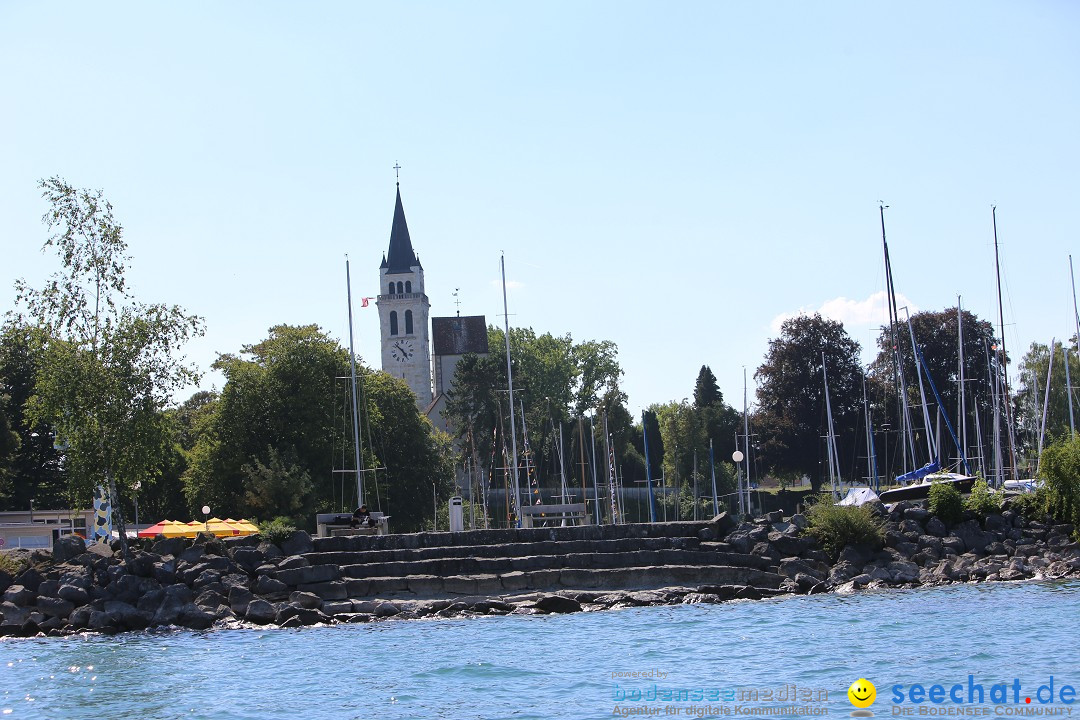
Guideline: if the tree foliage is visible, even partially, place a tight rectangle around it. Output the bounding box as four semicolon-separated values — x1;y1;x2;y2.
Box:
1015;340;1080;464
0;321;66;509
868;308;999;476
182;324;453;531
13;178;204;549
444;326;627;513
754;314;863;492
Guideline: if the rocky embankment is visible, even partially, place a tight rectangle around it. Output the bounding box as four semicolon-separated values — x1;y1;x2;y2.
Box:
1;500;1078;638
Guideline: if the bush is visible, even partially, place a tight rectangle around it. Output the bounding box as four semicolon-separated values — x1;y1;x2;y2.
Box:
0;552;26;576
964;479;1002;517
805;495;885;561
1007;490;1045;521
256;516;296;546
1039;436;1080;529
929;482;963;525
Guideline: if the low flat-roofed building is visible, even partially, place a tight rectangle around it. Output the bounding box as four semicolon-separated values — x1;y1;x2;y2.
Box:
0;509;93;551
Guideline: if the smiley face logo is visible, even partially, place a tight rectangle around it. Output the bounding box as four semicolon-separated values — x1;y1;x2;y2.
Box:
848;678;876;709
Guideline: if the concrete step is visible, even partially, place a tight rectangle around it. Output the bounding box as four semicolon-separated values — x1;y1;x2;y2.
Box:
336;548;771;580
311;520;716;553
341;565;786;599
303;536;703;567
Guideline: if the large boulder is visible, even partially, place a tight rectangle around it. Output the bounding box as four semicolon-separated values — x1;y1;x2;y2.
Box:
3;585;34;606
952;520;995;554
778;558;828;582
52;534;87;564
36;596;74;619
0;601;30;627
887;561;920;583
273;564;339;587
713;511;739;536
151;537;186;557
245;598;278;624
534;594;581;614
228;586;254;615
983;514;1011;536
253;575;289;596
279;531;314;556
57;584;89;606
769;532;811;557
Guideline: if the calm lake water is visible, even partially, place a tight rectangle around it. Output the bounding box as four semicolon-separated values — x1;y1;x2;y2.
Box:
1;580;1078;720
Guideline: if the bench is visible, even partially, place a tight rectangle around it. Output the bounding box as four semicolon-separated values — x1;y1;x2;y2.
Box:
518;503;590;528
315;511;390;538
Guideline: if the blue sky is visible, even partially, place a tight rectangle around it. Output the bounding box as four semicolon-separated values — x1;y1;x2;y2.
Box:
2;1;1078;418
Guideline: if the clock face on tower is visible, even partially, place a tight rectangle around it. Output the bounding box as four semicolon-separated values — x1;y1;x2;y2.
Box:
390;339;415;363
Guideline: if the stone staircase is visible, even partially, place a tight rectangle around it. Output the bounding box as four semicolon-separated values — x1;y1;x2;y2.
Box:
288;520;786;602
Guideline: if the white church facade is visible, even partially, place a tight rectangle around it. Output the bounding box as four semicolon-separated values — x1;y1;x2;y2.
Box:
375;183;487;432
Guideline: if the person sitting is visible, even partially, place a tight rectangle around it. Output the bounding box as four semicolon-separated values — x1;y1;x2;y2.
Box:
351;504;375;528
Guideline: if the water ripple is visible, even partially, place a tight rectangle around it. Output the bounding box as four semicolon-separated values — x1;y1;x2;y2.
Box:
0;581;1077;719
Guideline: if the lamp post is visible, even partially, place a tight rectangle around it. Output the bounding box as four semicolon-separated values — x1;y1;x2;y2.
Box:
201;505;210;533
732;451;744;517
133;481;141;530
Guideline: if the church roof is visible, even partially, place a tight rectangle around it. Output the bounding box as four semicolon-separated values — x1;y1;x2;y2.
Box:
382;185;420;274
432;316;489;356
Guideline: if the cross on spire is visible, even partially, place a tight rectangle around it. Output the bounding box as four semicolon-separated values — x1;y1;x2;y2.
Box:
393;162;401;185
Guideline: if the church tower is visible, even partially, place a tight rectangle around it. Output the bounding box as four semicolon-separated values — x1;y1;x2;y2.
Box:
377;184;432;408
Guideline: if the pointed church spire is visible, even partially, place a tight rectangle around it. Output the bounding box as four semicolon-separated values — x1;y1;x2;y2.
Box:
384;185;420;273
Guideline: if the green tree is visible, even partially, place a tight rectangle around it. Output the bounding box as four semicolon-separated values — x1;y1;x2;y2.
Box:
14;178;204;554
1016;340;1080;469
182;324;351;519
445;326;625;493
755;314;862;492
869;308;999;478
0;321;67;509
361;370;456;532
182;324;453;532
693;365;722;408
242;446;315;522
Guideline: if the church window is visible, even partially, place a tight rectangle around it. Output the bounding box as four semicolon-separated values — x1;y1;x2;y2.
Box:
388;282;394;295
405;281;412;293
396;281;404;294
405;310;414;334
389;311;398;336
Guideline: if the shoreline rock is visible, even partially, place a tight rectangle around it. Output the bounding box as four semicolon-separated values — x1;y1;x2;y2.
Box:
1;506;1078;639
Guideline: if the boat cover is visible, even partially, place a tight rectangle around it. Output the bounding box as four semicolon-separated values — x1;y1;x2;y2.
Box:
896;460;941;484
837;487;881;506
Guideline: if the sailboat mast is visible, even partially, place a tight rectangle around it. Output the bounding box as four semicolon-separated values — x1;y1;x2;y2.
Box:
958;297;968;463
642;410;657;522
742;367;751;516
709;438;719;517
881;204;916;474
1069;255;1080;435
345;257;366;506
1037;338;1055;469
1065;345;1075;437
589;415;601;525
862;369;879;491
822;352;840;498
500;254;523;520
906;314;937;463
992;207;1018;481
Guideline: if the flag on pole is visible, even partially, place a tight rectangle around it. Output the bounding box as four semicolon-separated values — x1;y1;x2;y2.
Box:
361;297;371;308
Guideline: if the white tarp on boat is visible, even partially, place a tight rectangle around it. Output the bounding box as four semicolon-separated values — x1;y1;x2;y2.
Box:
837;487;880;506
